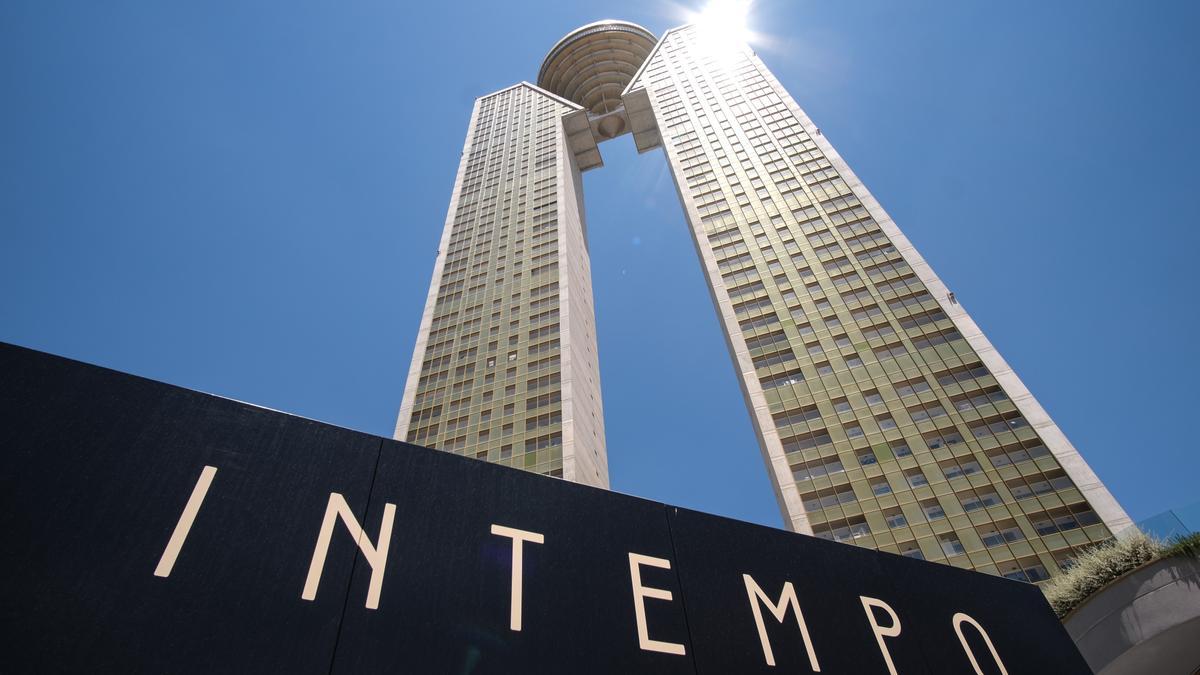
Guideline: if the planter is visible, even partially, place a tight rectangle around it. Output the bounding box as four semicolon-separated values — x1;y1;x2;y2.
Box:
1063;556;1200;674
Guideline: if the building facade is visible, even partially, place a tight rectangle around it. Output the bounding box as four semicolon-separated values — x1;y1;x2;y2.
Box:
396;20;1131;580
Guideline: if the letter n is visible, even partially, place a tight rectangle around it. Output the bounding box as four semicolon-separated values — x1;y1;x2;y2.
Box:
301;492;396;610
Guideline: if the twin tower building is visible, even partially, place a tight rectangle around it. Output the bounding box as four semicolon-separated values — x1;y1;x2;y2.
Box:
394;20;1129;581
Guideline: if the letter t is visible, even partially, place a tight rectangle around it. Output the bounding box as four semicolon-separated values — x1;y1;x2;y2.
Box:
491;524;545;631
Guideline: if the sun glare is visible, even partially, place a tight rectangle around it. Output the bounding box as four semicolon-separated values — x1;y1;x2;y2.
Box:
694;0;754;51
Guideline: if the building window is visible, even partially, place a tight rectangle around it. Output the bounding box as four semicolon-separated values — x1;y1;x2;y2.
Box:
774;405;823;428
951;386;1009;414
782;429;835;454
908;403;948;423
874;342;908;360
987;442;1050;467
939;534;965;556
920;499;946;520
1009;470;1074;500
801;486;858;512
912;328;963;351
1051;548;1079;571
1000;558;1050;583
958;489;1001;512
1030;506;1102;535
925;430;965;449
941;460;983;480
791;455;845;482
970;412;1030;439
761;368;805;389
936;362;990;387
894;377;931;397
813;516;871;543
979;521;1025;548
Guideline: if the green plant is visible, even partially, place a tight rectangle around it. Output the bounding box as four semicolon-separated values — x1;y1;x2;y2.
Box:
1162;531;1200;560
1042;529;1200;618
1042;531;1160;617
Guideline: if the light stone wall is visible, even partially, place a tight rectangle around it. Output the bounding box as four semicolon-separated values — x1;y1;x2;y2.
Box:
556;102;609;488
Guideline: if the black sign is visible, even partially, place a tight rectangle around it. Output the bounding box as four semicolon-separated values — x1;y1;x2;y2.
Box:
0;342;1089;674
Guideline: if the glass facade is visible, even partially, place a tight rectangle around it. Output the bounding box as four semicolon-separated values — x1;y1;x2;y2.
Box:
397;21;1130;580
394;83;608;487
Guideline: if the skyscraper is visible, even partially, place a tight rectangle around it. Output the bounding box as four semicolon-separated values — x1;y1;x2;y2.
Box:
396;19;1130;580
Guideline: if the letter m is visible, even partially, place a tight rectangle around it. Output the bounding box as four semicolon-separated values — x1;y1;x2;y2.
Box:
743;573;821;670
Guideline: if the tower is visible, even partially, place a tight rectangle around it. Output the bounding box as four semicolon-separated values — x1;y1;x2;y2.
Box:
396;20;1130;580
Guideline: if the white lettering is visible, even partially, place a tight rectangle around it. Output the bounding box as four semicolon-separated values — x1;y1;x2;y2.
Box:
742;574;821;669
302;493;396;610
953;612;1009;675
860;596;902;675
628;552;686;655
490;524;545;631
154;465;218;578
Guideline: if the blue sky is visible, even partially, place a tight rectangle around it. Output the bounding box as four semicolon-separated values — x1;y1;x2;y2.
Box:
2;1;1197;529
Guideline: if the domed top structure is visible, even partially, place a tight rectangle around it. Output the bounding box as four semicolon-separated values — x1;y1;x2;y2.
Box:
537;20;657;118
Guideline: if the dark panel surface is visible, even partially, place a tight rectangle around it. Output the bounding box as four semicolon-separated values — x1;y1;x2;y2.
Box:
668;506;930;674
667;506;1091;674
0;343;381;674
0;342;1088;674
331;438;694;675
883;549;1093;674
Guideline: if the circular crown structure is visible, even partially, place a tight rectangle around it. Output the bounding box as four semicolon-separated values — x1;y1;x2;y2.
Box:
537;20;657;118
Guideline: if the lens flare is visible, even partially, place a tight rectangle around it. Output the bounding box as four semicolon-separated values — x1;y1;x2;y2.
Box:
695;0;753;47
689;0;754;64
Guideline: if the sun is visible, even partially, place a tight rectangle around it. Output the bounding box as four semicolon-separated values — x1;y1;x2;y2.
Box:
694;0;754;49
